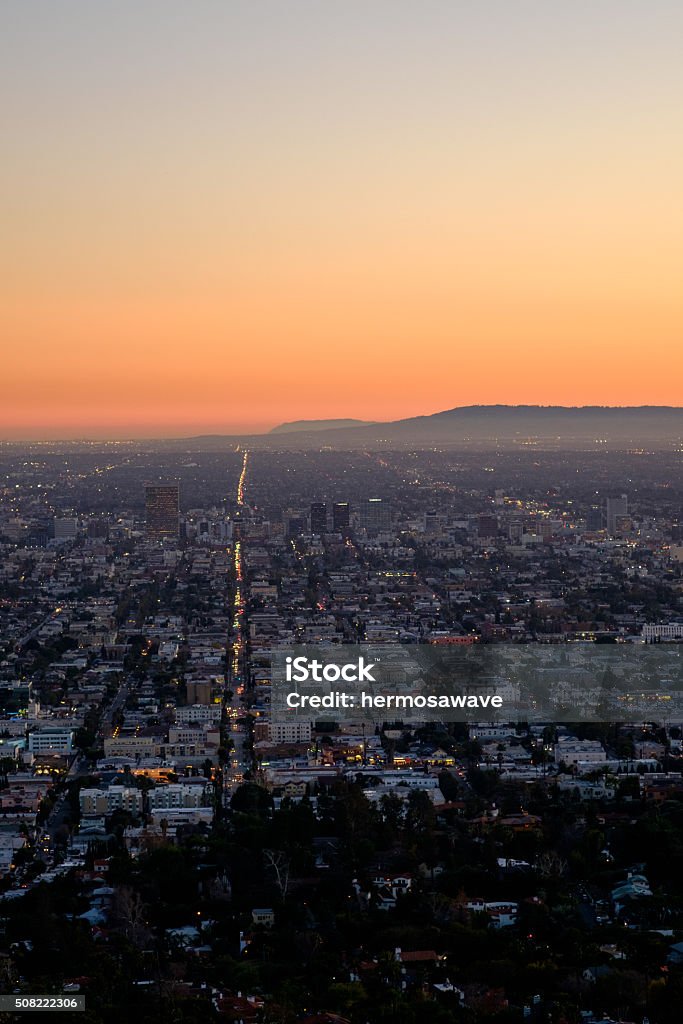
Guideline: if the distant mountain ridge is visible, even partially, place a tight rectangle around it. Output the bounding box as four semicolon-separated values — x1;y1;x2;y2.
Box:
184;405;683;450
269;418;375;434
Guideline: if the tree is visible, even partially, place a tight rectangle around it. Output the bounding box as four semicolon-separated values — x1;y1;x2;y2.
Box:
405;789;436;835
230;782;272;817
536;849;567;880
379;790;404;832
263;848;290;901
111;885;150;946
438;769;460;802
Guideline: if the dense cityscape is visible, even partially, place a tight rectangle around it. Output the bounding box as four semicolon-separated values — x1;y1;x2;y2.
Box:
0;440;681;1022
5;0;683;1020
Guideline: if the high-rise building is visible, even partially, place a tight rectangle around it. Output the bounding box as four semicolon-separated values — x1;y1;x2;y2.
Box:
145;484;179;540
360;497;391;534
332;502;350;532
310;503;327;535
53;517;78;542
586;507;604;532
478;514;498;539
605;494;628;535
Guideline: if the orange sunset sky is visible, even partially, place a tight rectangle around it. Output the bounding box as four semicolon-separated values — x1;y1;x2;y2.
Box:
2;1;682;439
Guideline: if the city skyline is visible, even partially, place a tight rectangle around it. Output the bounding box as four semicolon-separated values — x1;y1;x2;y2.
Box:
3;1;683;439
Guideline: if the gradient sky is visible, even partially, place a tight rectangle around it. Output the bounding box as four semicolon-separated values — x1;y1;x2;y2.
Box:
2;1;682;438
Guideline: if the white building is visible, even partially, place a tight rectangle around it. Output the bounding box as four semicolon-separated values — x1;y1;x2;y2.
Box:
27;728;73;755
355;770;439;789
80;786;143;817
268;721;312;744
554;738;606;767
175;704;222;724
0;835;26;873
642;622;683;641
167;726;220;746
147;783;208;810
149;806;212;827
466;899;518;928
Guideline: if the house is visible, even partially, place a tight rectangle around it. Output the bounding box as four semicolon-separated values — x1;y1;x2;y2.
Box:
611;873;652;914
214;993;264;1022
251;907;275;928
498;813;542;833
372;873;413;893
667;941;683;965
371;873;413;911
396;948;439;965
392;948;447;990
466;899;518;928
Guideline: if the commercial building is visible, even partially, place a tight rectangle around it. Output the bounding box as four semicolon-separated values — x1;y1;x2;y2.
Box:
310;503;327;535
53;518;78;542
478;514;498;539
332;502;350;532
103;735;158;758
606;494;628;535
360;498;391;534
642;622;683;641
80;786;143;817
176;704;222;724
186;680;212;705
145;484;180;541
27;728;73;755
147;783;208;809
267;721;312;744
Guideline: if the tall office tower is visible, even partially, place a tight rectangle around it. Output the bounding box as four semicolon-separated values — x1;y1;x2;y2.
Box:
586;507;604;532
605;494;628;535
53;517;78;541
477;513;498;539
360;497;391;534
332;501;350;532
145;484;180;540
310;502;328;535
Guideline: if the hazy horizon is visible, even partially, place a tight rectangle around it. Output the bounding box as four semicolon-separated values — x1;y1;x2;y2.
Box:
2;402;682;444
